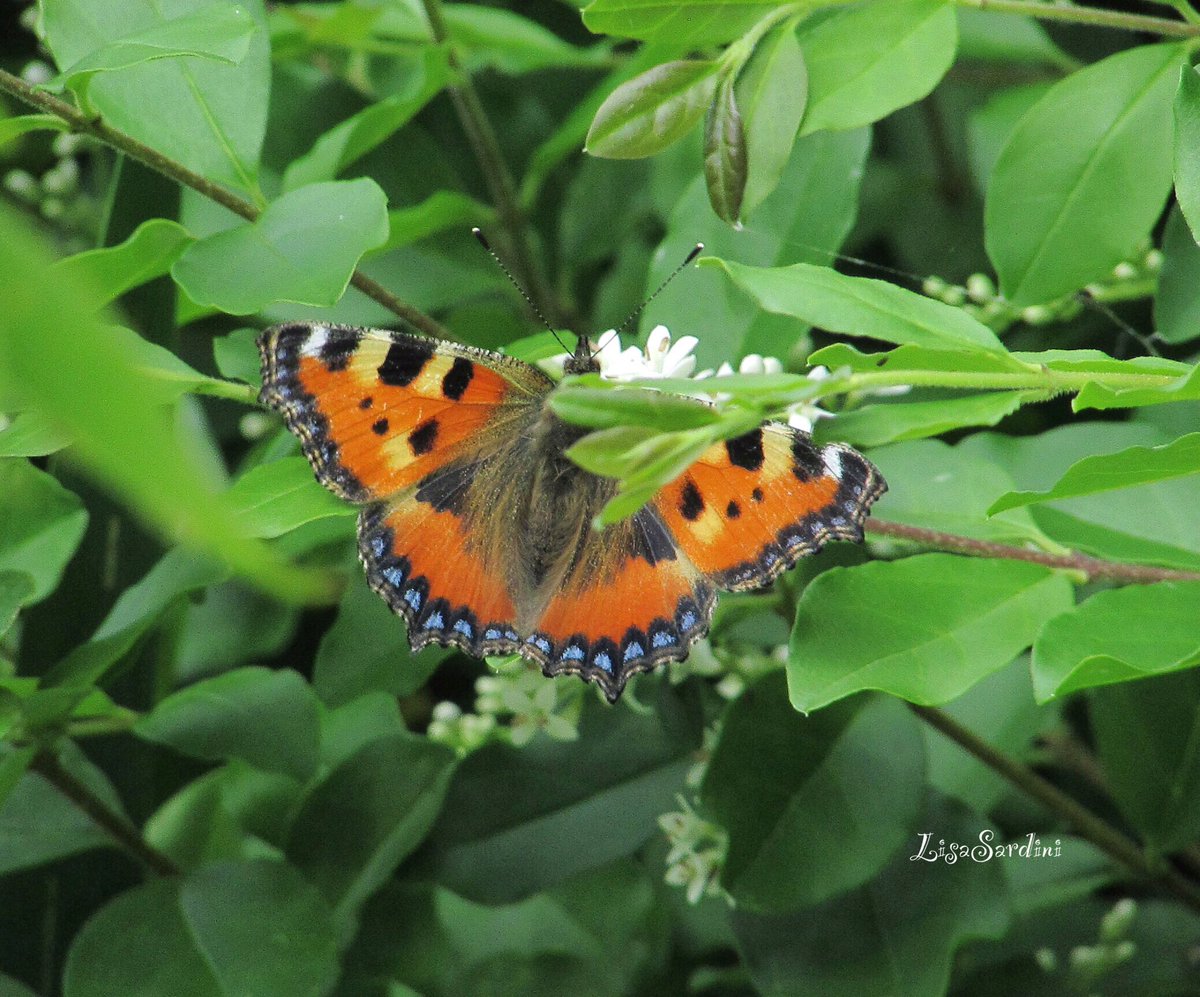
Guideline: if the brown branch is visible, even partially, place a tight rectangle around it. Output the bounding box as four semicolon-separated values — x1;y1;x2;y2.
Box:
958;0;1199;36
0;67;454;342
31;751;180;877
910;705;1200;914
867;519;1200;584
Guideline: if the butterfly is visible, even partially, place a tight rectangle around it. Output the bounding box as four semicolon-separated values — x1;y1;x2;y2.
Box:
258;323;886;701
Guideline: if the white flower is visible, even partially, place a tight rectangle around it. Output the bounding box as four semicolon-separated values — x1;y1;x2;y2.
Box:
697;356;833;432
540;326;699;381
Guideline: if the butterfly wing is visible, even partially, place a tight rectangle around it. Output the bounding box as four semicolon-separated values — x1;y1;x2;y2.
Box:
653;425;885;590
259;322;550;656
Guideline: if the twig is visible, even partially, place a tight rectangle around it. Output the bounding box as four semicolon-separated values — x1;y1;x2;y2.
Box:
419;0;566;329
910;705;1200;914
868;519;1200;584
31;751;180;877
0;68;454;342
958;0;1200;37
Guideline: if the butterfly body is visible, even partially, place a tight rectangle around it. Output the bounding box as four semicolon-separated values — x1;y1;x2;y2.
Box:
259;323;885;701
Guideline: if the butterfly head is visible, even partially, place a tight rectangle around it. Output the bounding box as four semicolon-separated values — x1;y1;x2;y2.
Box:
563;335;601;376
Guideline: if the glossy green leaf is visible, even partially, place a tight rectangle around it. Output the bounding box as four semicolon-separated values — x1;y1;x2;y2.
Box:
0;460;88;602
733;794;1009;997
381;191;495;255
798;0;957;136
704;680;924;911
550;386;721;431
708;258;1008;352
287;732;457;926
586;60;720;159
990;433;1200;514
582;0;781;46
172;179;389;313
1091;670;1200;853
41;0;269;195
870;439;1057;548
416;691;700;903
820;390;1041;448
445;5;612;74
0;206;334;606
1073;364;1200;411
226;458;354;539
313;577;448;706
50;3;255;97
0;573;34;639
1173;62;1200;243
1031;582;1200;701
789;554;1074;711
1154;206;1200;344
736;19;807;213
986;43;1183;305
135;667;321;782
0;114;69;146
809;341;1029;374
967;81;1054;190
51;219;193;310
704;75;746;224
282;49;453;191
62;860;339;997
212;328;262;387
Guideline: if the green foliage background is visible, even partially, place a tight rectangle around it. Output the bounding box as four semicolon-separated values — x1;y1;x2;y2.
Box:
2;0;1200;994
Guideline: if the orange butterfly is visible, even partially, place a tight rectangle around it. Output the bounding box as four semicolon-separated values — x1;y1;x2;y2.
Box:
258;324;886;701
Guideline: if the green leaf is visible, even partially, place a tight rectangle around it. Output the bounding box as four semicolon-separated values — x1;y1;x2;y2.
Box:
226;458;354;540
809;341;1029;374
0;206;334;606
1154;206;1200;344
703;680;924;911
416;691;700;903
1031;582;1200;701
704;74;746;224
733;794;1009;997
986;43;1183;306
41;0;269;196
708;258;1008;352
62;860;340;997
0;573;34;639
550;386;721;431
135;667;321;782
51;219;194;310
381;191;495;254
967;81;1054;190
1073;363;1200;411
313;576;449;706
0;460;88;603
49;3;255;98
820;390;1042;448
798;0;958;136
0;747;36;813
287;732;457;927
0;114;69;146
282;48;453;191
586;60;720;159
1091;670;1200;854
789;554;1074;711
736;19;807;213
989;433;1200;514
582;0;783;46
445;5;612;74
1173;62;1200;243
212;328;262;387
172;178;389;314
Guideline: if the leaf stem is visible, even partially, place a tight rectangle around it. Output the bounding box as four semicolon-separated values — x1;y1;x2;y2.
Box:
910;704;1200;914
833;366;1180;396
30;750;180;877
418;0;566;329
955;0;1199;37
867;518;1200;583
0;67;454;342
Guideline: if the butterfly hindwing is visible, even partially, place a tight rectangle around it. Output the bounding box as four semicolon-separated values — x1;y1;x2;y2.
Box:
258;323;550;502
654;424;886;591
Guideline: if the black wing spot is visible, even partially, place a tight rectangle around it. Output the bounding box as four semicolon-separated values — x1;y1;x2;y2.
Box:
372;417;389;436
359;396;374;410
378;338;434;386
319;330;359;371
441;357;474;400
679;479;704;521
751;487;764;503
726;500;741;519
725;429;764;471
409;419;439;455
791;436;825;481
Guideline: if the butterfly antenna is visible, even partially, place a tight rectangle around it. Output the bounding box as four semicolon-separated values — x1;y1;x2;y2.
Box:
472;227;571;354
592;242;704;360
